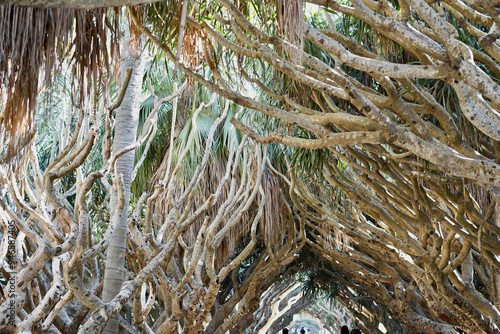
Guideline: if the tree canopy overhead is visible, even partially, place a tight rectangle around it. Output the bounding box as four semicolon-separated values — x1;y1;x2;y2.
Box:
1;0;500;333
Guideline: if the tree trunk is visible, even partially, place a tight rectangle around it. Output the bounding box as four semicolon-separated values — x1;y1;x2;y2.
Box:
101;33;145;334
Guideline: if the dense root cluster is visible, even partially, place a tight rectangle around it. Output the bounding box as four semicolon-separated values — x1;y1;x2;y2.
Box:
2;0;500;333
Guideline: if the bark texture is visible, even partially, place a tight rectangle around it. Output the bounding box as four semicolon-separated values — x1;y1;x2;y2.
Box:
101;33;145;333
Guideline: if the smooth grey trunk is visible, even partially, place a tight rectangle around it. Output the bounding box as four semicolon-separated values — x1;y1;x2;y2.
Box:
102;38;145;334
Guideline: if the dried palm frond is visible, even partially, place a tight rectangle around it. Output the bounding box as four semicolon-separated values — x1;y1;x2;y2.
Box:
466;183;490;216
155;154;251;270
182;25;203;89
276;0;304;63
0;5;119;161
260;169;288;249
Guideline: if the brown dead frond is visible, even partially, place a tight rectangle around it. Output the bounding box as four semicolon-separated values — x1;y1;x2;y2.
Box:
276;0;304;63
466;183;490;216
182;25;203;87
0;6;119;161
260;169;288;250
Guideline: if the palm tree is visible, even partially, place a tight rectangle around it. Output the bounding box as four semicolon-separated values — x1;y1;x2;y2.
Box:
101;29;146;334
3;1;500;334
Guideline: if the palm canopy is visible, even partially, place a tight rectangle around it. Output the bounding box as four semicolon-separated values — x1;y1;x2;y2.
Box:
2;1;500;334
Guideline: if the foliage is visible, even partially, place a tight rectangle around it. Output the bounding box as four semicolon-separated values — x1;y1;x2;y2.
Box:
2;1;500;334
